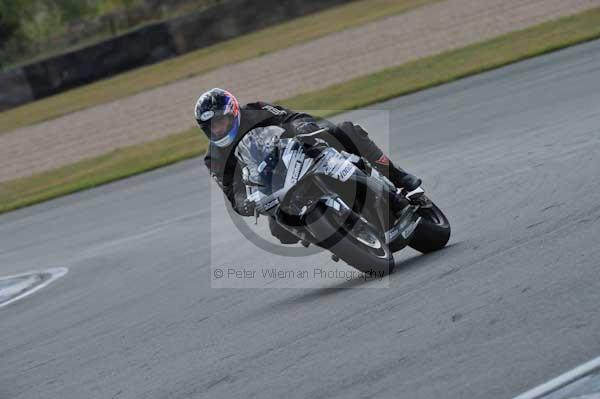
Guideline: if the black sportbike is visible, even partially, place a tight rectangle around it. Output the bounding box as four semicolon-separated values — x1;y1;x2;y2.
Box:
236;127;450;275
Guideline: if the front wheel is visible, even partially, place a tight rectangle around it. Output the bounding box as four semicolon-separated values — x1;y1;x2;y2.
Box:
306;204;395;275
409;201;451;253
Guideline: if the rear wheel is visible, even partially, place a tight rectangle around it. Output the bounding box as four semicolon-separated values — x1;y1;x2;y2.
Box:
306;204;394;275
409;201;450;253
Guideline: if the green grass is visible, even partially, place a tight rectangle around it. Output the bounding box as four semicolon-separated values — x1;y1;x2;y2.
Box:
0;0;437;135
2;7;600;215
0;129;206;213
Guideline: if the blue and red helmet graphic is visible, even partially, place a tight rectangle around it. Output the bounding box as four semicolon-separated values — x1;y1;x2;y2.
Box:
195;88;241;147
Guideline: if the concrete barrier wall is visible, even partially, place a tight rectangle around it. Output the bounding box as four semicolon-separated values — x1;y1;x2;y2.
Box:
0;68;35;110
0;0;354;112
22;23;176;100
167;0;352;54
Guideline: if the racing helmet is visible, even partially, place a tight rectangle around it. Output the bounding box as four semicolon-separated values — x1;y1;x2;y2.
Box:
194;88;241;147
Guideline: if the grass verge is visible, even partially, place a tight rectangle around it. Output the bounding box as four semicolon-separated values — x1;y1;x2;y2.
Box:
0;0;437;135
0;129;206;213
1;7;600;214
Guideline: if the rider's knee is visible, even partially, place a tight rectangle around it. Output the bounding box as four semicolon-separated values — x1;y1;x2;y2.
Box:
334;121;381;161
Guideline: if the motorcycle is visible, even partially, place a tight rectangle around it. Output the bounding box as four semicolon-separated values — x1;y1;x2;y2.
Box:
235;126;450;275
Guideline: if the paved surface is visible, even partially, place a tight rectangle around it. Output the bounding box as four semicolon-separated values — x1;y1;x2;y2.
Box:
1;0;599;182
1;40;600;399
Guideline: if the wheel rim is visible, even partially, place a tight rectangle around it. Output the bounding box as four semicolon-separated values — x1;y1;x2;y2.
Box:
353;223;382;249
348;218;389;259
419;204;448;227
323;206;391;260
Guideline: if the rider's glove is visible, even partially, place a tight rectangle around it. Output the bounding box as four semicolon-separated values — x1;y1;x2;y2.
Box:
238;198;256;217
257;146;279;174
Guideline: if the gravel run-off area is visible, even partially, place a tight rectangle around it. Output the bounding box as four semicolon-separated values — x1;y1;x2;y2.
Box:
1;0;598;183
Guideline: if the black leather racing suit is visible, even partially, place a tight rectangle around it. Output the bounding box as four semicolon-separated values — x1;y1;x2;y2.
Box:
204;102;391;218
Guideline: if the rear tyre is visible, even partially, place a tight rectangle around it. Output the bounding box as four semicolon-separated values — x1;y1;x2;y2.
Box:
409;201;450;253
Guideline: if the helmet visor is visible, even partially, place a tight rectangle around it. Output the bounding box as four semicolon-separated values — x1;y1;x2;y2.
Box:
200;114;233;141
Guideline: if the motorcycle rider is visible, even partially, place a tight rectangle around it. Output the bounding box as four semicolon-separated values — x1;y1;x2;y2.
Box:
195;88;422;242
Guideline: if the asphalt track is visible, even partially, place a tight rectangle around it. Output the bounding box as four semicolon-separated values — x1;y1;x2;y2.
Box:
1;40;600;399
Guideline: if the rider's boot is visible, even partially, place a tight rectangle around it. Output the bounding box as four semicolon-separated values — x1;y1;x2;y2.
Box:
372;154;428;214
373;155;422;192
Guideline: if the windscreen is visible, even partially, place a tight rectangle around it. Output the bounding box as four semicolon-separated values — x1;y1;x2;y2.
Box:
234;126;288;195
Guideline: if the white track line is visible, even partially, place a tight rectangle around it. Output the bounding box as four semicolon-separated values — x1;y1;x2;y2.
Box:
514;356;600;399
0;267;68;309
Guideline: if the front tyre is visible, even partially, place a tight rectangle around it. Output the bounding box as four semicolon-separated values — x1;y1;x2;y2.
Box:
409;201;450;253
306;204;395;275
